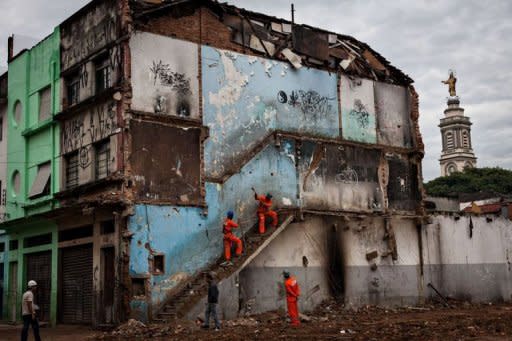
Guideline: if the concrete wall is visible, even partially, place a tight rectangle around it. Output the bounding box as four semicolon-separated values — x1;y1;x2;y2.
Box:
423;215;512;302
130;32;199;118
341;217;422;307
202;45;339;178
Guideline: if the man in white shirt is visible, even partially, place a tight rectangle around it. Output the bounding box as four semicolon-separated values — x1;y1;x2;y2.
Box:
21;280;41;341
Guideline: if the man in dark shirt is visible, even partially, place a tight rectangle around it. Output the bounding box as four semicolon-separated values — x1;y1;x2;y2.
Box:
202;271;220;331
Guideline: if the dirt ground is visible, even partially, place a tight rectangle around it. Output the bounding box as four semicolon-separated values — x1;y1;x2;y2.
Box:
2;300;512;341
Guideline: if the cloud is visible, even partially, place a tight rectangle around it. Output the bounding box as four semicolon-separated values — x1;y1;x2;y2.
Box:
1;0;511;182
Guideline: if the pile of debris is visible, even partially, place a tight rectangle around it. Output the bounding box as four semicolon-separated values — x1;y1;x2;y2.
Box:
93;319;178;339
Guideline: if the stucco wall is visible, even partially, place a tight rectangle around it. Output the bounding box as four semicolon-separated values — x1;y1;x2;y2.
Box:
130;32;199;118
202;45;339;178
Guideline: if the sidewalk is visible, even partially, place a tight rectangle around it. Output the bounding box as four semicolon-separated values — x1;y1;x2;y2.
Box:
0;323;94;341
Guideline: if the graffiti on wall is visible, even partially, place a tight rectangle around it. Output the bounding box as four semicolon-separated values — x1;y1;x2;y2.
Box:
61;1;118;70
62;101;118;166
277;90;334;118
130;32;199;118
202;45;338;178
150;60;191;94
348;99;370;129
340;75;377;144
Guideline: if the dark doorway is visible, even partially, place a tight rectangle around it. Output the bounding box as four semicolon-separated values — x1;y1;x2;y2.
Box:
101;247;115;324
26;251;52;321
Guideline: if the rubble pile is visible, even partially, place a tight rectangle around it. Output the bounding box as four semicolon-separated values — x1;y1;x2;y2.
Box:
94;319;176;339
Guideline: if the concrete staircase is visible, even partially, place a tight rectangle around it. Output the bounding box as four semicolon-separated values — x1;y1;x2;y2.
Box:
154;214;295;322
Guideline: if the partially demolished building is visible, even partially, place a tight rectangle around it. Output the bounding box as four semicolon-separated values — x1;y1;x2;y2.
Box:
1;0;472;326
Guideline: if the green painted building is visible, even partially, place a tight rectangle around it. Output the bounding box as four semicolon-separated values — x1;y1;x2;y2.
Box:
1;28;60;325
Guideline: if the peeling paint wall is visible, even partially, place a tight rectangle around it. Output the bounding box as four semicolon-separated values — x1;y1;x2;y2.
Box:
202;46;339;178
375;82;413;148
424;215;512;302
130;32;199;118
128;140;298;314
340;75;376;144
299;143;383;212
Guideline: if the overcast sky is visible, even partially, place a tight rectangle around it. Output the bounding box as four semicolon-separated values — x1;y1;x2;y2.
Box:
1;0;511;181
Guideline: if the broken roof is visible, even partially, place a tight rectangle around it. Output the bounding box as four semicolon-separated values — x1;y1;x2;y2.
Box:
131;0;413;86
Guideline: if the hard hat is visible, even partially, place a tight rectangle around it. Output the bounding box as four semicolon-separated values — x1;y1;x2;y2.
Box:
28;280;37;288
227;211;234;219
266;193;273;199
282;270;290;278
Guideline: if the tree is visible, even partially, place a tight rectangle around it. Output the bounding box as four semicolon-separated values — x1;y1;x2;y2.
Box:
424;167;512;197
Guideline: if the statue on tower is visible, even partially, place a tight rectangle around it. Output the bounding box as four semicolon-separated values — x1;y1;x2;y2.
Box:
442;71;457;97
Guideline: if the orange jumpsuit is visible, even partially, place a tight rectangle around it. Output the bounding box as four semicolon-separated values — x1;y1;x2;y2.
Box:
223;218;242;261
256;195;278;234
285;276;301;326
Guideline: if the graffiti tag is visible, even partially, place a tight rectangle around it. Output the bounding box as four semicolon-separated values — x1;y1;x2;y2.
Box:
349;99;370;128
150;60;191;95
277;90;334;117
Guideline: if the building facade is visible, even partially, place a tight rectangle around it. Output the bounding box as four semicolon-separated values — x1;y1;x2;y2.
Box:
1;0;428;325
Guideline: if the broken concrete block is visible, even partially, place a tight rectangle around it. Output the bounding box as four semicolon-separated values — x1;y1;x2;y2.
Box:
366;250;378;261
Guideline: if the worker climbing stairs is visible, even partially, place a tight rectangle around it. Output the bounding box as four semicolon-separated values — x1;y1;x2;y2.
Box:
154;213;295;322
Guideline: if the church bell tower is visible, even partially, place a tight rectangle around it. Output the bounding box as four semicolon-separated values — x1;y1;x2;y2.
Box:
439;71;477;176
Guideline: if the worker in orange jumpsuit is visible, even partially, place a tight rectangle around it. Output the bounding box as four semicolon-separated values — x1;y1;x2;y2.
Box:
253;188;278;234
283;270;301;326
222;211;242;266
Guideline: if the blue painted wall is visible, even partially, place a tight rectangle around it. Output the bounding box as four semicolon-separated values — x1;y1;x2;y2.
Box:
202;46;339;178
128;140;298;313
340;75;377;144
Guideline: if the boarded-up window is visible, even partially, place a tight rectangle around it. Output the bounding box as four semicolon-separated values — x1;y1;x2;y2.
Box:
65;152;79;189
29;162;51;199
95;141;110;180
130;121;201;204
39;87;51;121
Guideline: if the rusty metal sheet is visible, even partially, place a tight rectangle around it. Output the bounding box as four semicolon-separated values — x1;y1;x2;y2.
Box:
130;121;201;204
386;156;420;211
292;26;329;61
